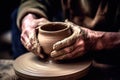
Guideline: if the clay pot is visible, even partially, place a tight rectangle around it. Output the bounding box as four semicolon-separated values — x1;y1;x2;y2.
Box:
38;22;72;55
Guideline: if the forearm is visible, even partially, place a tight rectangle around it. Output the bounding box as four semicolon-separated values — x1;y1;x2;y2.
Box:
95;32;120;50
82;27;120;51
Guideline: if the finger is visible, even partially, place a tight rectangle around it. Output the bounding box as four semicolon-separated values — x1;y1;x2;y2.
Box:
21;30;35;51
21;33;31;49
36;19;50;29
37;18;48;22
71;47;85;59
21;37;31;51
55;38;85;60
51;38;84;58
29;39;44;58
21;37;32;51
21;31;29;42
53;47;84;60
53;24;81;50
29;30;44;58
32;45;44;59
51;45;74;58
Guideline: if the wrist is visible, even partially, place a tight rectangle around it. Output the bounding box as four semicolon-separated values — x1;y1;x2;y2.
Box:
20;13;37;30
82;27;105;51
92;31;105;50
22;13;37;23
85;29;120;51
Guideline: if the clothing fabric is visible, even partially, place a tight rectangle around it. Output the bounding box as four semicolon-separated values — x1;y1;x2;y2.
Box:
17;0;120;31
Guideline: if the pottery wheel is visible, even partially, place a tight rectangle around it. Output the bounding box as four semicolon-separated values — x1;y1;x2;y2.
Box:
13;52;91;80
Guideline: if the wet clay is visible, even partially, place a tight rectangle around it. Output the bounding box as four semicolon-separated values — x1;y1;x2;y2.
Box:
38;22;72;55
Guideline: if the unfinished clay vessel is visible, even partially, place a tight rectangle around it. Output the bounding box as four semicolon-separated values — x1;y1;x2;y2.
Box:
38;22;72;55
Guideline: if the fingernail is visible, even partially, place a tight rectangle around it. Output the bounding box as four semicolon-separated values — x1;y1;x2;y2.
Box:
50;51;57;57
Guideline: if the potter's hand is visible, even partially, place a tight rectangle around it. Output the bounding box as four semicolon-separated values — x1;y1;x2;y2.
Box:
51;21;98;60
20;13;49;58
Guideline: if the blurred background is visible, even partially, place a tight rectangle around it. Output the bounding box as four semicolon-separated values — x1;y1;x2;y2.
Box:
0;0;20;59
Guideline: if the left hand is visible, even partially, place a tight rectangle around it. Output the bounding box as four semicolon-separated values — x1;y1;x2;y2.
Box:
20;14;49;58
50;21;87;60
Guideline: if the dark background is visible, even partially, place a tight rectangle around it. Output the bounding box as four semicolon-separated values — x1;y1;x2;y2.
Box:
0;0;20;34
0;0;20;59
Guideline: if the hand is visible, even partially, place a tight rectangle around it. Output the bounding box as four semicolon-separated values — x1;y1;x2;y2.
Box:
50;21;101;60
20;13;49;58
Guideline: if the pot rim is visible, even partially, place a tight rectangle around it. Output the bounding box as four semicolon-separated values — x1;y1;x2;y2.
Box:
38;22;70;34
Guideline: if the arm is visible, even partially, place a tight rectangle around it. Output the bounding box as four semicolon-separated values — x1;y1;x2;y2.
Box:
81;27;120;51
51;21;120;60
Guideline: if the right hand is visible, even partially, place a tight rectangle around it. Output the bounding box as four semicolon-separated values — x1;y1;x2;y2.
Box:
20;13;49;58
51;21;104;61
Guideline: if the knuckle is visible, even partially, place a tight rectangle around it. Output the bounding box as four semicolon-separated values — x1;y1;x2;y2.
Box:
64;47;73;53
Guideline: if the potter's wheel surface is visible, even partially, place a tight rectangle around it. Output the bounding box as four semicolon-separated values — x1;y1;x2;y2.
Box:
13;52;91;80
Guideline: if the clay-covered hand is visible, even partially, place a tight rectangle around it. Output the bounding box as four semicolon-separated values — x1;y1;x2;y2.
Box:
20;13;49;58
50;21;100;60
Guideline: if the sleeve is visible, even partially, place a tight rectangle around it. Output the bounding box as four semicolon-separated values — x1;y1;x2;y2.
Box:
17;0;61;28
